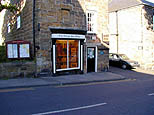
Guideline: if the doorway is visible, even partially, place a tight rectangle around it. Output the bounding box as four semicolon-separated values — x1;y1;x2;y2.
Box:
87;47;95;72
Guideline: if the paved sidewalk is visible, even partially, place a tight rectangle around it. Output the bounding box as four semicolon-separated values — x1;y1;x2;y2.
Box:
0;72;126;89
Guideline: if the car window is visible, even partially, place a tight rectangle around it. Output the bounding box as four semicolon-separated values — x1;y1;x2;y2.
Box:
119;54;129;60
113;55;118;59
109;54;113;58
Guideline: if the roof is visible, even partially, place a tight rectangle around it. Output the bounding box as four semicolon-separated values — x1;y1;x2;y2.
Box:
109;0;154;12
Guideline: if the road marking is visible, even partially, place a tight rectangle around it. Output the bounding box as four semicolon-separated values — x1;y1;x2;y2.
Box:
148;93;154;96
56;79;136;88
32;102;107;115
0;88;34;93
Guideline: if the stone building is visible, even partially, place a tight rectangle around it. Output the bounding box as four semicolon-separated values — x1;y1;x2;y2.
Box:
109;0;154;70
0;0;109;77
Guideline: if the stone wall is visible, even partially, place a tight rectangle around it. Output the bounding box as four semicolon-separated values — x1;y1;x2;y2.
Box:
34;0;86;72
97;46;109;72
0;61;35;78
2;0;33;46
35;0;109;73
1;0;109;77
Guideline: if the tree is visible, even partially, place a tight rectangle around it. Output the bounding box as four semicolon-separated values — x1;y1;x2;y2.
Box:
0;1;18;12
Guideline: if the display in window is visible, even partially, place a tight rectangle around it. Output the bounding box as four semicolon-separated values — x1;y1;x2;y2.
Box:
69;40;78;68
7;44;18;58
6;40;31;59
56;40;79;70
56;40;67;69
19;44;30;58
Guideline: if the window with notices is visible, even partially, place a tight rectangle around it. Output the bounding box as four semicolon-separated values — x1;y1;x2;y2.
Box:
6;40;30;59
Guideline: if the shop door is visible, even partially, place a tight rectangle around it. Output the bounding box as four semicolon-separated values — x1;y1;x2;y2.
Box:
87;47;95;72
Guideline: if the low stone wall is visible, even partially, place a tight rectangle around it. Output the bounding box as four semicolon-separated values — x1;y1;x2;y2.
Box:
0;61;35;78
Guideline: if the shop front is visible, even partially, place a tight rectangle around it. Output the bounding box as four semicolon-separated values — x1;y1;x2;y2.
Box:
50;28;86;74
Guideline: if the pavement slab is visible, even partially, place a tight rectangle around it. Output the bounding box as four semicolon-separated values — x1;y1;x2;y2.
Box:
0;72;126;89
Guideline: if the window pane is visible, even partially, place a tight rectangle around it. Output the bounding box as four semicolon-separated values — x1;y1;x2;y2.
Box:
69;40;78;68
17;16;21;29
7;23;10;33
56;40;67;69
19;44;30;58
86;11;97;33
7;44;18;58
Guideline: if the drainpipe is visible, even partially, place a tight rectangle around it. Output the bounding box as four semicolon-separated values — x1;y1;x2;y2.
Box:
116;11;119;54
33;0;36;57
33;0;37;77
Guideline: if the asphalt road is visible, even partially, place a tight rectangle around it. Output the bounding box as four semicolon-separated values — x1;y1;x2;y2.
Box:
0;67;154;115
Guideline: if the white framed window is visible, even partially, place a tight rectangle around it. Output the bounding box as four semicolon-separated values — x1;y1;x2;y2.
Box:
7;23;10;33
86;10;97;33
17;16;21;29
55;40;80;71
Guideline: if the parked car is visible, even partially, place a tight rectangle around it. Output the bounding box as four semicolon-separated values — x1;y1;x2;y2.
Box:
109;53;140;69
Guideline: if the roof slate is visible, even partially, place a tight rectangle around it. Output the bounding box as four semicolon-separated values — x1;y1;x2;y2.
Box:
109;0;154;12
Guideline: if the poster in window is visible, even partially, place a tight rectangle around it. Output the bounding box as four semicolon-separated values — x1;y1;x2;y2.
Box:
7;44;18;58
19;44;30;58
7;44;13;58
13;44;18;58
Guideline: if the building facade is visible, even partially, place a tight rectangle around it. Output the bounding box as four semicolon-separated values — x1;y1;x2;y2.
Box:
109;0;154;70
0;0;109;77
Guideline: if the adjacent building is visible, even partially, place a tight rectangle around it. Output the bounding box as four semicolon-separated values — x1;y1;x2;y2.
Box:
0;0;109;77
109;0;154;70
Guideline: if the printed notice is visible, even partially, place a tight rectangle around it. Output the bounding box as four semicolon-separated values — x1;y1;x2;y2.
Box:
7;44;18;58
19;44;30;58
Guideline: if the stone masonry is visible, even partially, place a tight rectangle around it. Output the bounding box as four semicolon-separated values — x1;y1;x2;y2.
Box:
0;0;109;77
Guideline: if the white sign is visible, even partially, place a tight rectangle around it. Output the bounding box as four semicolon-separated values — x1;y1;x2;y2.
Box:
51;34;85;39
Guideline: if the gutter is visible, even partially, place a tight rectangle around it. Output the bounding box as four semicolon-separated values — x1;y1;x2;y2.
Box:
33;0;37;77
33;0;36;57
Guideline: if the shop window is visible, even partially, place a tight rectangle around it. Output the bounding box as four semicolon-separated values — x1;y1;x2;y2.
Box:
56;40;79;70
86;10;97;33
17;16;21;29
6;40;30;59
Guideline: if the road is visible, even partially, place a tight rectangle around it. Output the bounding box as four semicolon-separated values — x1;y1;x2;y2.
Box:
0;67;154;115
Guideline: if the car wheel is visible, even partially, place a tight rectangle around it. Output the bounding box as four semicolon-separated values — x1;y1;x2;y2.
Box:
122;64;127;69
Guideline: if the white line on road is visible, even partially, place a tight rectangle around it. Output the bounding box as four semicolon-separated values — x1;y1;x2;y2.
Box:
148;93;154;96
32;102;107;115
